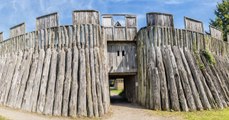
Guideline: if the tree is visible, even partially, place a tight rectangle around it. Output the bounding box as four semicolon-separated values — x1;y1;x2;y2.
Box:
210;0;229;41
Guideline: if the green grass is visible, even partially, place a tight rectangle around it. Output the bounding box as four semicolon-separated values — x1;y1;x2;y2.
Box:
110;89;123;95
150;108;229;120
0;116;7;120
183;108;229;120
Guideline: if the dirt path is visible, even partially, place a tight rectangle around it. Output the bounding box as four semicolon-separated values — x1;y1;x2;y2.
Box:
0;100;181;120
103;99;181;120
0;106;72;120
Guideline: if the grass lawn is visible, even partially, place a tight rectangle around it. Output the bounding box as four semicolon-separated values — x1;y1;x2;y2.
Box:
150;108;229;120
0;116;7;120
110;89;123;95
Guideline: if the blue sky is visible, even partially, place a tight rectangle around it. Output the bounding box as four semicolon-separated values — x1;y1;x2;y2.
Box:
0;0;222;39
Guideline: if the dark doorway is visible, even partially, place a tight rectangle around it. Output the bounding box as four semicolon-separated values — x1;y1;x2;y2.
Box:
109;75;137;104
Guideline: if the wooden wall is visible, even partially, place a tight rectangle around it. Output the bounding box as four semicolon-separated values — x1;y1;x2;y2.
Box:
108;42;137;74
0;10;229;117
136;28;229;111
136;14;229;111
0;24;109;117
138;27;205;51
0;32;3;42
210;26;223;40
36;12;59;30
138;26;229;57
146;12;174;27
184;17;204;33
10;23;26;38
73;10;100;25
102;14;137;41
124;75;137;103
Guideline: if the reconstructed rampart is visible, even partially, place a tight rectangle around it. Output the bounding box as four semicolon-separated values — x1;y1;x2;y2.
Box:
0;10;229;117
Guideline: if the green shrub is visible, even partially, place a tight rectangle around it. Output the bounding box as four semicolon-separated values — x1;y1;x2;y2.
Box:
193;44;205;70
202;50;216;65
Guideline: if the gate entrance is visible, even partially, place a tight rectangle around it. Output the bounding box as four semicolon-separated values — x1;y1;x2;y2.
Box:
109;75;137;104
103;14;138;104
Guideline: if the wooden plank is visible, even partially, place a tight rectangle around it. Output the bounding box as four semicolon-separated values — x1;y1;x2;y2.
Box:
85;25;94;117
78;48;87;116
142;29;147;106
114;27;126;40
184;48;211;110
62;48;73;116
36;12;58;30
199;55;224;109
94;48;104;116
169;46;188;111
102;14;137;41
21;51;39;111
53;49;66;116
104;27;113;41
210;63;228;107
0;32;3;42
36;48;52;113
147;12;174;27
127;28;137;40
0;57;6;84
162;46;180;111
180;48;203;110
90;47;99;117
210;26;223;40
0;53;17;105
10;23;26;38
102;17;113;27
97;46;108;113
107;43;137;74
172;46;196;111
44;49;58;115
69;46;79;117
73;10;99;25
184;17;204;33
126;17;137;27
10;51;28;108
5;52;23;107
213;56;229;102
0;55;11;104
155;47;169;111
15;49;33;109
150;67;161;110
30;49;45;112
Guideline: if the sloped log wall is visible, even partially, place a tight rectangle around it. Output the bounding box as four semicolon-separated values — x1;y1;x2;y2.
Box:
136;27;229;111
0;24;109;117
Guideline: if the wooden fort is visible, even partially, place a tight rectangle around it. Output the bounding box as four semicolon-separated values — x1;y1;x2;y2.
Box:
0;10;229;117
